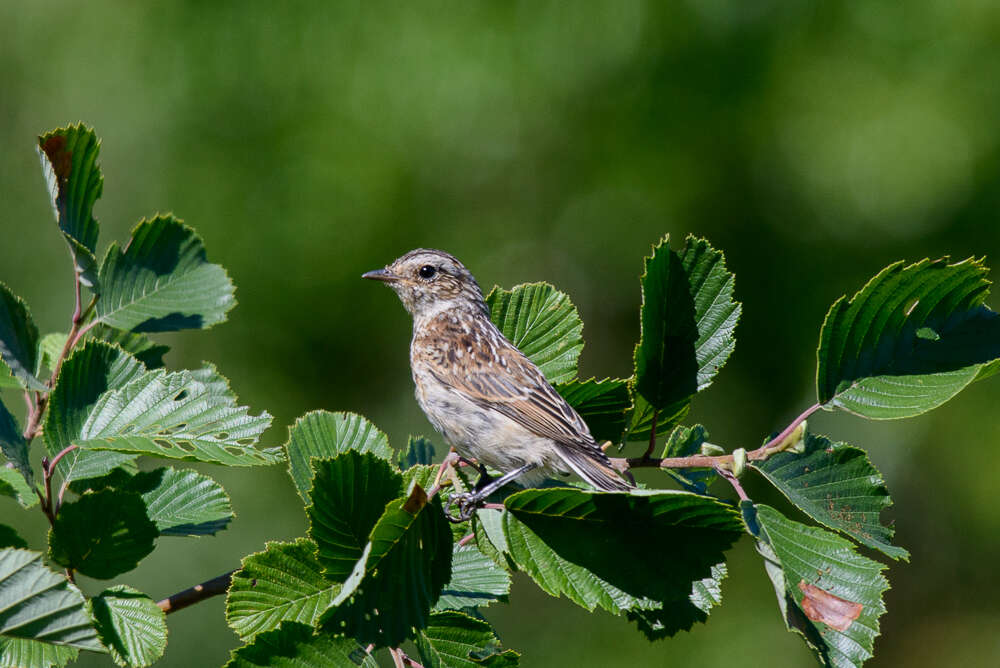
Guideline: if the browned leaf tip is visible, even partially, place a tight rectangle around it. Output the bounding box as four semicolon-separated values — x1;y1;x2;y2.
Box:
798;580;863;632
402;483;428;513
39;135;72;181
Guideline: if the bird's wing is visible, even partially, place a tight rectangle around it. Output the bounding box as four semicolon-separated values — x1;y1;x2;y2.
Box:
429;331;595;449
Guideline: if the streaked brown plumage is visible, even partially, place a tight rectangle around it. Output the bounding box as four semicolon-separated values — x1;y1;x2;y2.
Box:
363;249;630;513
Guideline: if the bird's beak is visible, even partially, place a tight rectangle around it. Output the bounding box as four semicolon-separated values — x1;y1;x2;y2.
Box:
362;268;400;283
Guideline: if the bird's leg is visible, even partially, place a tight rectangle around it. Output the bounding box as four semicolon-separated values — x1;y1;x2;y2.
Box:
445;463;538;523
471;463;493;492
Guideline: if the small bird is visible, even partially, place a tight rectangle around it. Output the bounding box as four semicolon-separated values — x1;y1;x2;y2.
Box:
363;249;631;520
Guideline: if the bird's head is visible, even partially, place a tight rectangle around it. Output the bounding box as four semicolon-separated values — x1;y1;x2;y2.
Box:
363;249;488;321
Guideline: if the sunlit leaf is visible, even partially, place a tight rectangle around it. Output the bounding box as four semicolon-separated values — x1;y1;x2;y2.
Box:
285;411;392;504
96;215;235;332
486;282;584;384
226;539;340;642
415;611;519;668
0;467;36;509
91;586;166;667
434;544;510;612
123;468;233;536
224;621;376;668
816;257;1000;419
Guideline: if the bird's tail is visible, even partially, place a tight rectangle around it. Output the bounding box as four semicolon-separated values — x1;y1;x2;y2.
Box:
555;443;632;492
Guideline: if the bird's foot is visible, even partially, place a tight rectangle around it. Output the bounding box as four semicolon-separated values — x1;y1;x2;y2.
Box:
443;491;482;524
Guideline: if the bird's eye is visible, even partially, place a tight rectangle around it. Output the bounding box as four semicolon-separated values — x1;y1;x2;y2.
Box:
418;265;437;279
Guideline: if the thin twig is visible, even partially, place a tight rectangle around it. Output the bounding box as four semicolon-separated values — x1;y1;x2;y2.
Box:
716;467;750;502
458;532;475;547
641;409;660;460
612;403;820;472
156;571;236;614
389;647;406;668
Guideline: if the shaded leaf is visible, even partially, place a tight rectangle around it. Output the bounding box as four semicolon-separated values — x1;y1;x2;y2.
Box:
416;611;520;668
226;539;340;642
123;468;233;536
96;215;236;332
45;342;144;483
0;526;26;550
502;488;741;635
434;544;510;612
91;586;166;667
0;548;102;652
307;453;403;581
286;411;392;504
486;283;583;384
554;378;630;443
36;333;67;378
751;433;908;560
224;621;376;668
48;490;158;579
63;361;278;467
750;503;889;668
628;562;728;641
0;283;44;392
660;424;717;494
37;124;102;288
400;436;436;469
816;257;1000;419
89;326;168;370
319;484;453;647
623;389;690;444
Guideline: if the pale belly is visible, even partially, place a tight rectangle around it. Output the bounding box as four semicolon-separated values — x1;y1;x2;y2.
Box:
412;370;566;486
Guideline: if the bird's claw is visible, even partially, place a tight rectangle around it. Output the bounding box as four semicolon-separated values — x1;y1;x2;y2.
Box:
444;492;480;523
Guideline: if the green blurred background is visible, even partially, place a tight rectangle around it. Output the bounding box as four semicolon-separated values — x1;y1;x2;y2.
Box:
3;1;1000;665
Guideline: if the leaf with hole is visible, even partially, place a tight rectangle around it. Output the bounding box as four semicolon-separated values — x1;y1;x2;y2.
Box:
285;411;392;504
816;257;1000;419
59;360;278;467
96;215;236;332
226;539;340;642
91;586;166;668
48;490;158;579
486;282;584;384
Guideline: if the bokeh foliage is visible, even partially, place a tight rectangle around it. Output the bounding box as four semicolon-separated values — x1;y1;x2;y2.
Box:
3;1;1000;666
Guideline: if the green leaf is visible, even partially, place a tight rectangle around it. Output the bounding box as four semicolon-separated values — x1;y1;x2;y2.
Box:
751;504;889;668
752;433;908;561
416;611;520;668
633;236;741;412
623;384;691;443
0;526;26;550
319;483;453;647
307;453;404;581
0;283;45;392
628;562;728;641
400;436;436;469
0;637;77;668
36;333;67;378
64;362;278;467
486;282;584;384
502;488;742;635
224;621;376;668
0;400;32;488
89;326;168;370
434;544;510;612
122;468;233;536
37;124;102;288
226;539;340;642
96;215;236;332
816;257;1000;419
45;341;145;484
0;360;19;389
555;378;630;444
0;467;36;509
91;586;166;667
286;411;392;504
48;490;158;579
0;548;102;653
660;424;718;494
